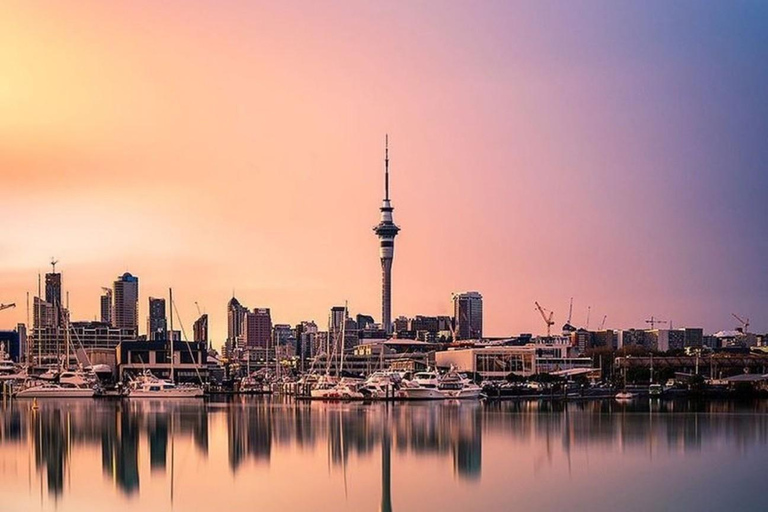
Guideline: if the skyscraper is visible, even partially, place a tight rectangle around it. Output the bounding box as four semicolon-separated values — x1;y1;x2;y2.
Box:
241;308;272;349
193;314;209;344
452;292;483;340
373;135;400;334
100;288;113;324
147;297;167;340
113;272;139;334
329;306;347;335
227;296;249;352
45;271;62;326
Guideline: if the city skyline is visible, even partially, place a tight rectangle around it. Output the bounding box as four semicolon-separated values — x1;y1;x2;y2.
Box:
2;2;767;342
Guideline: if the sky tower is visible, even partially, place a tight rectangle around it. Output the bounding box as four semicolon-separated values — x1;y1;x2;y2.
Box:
373;135;400;334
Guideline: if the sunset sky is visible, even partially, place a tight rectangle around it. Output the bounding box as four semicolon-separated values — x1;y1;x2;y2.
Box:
1;1;767;343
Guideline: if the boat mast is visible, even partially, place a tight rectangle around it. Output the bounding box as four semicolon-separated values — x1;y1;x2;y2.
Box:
339;301;347;378
169;287;174;383
37;273;41;366
26;291;30;366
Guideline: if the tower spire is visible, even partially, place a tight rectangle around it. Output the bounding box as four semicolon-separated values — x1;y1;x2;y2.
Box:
384;134;389;201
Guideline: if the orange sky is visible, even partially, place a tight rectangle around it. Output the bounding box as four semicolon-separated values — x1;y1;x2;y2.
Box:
2;1;767;342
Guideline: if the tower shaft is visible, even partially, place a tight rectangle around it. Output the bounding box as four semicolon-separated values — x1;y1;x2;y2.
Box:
381;258;393;334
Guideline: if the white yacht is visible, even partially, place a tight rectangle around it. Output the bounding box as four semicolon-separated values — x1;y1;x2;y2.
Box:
310;379;364;400
438;371;483;399
15;381;95;398
397;379;444;400
127;371;204;398
59;368;99;388
359;371;402;399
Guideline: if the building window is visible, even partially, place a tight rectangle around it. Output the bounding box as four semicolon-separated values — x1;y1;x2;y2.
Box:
475;353;529;373
130;351;149;364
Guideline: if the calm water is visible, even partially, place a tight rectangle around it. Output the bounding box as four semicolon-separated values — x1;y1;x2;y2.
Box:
1;397;768;512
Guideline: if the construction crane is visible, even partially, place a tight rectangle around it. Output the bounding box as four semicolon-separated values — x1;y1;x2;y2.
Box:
732;313;750;333
599;315;607;330
534;301;555;337
0;303;15;312
645;316;667;329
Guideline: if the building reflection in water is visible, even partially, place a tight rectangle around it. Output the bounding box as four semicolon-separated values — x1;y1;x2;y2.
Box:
4;398;768;506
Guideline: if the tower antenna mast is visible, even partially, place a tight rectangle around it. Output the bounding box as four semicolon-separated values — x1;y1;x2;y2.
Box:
385;134;389;201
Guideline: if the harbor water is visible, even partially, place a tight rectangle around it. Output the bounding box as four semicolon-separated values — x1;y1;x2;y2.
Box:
1;397;767;511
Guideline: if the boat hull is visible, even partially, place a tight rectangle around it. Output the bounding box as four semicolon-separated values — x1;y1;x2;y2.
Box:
309;389;364;400
15;386;95;398
128;389;204;398
397;388;445;400
439;388;483;399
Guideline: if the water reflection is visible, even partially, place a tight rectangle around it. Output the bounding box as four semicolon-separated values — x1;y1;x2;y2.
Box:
2;398;768;510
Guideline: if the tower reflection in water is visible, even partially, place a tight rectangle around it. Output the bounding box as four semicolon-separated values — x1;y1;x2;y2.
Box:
3;399;768;507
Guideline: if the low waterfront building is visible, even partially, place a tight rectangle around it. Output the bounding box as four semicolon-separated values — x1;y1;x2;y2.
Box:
615;352;768;378
117;340;207;382
436;346;536;380
435;341;594;381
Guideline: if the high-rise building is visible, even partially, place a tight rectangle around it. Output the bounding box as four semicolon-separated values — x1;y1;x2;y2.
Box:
113;272;139;334
45;271;62;326
273;324;295;356
329;306;347;335
393;316;409;333
227;297;249;352
372;136;400;334
100;289;113;324
147;297;167;340
193;314;208;344
33;296;56;329
343;317;359;350
296;321;318;358
241;308;272;349
452;292;483;340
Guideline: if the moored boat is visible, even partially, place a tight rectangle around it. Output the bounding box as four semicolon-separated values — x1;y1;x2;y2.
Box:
127;372;204;398
15;381;95;398
438;370;483;399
